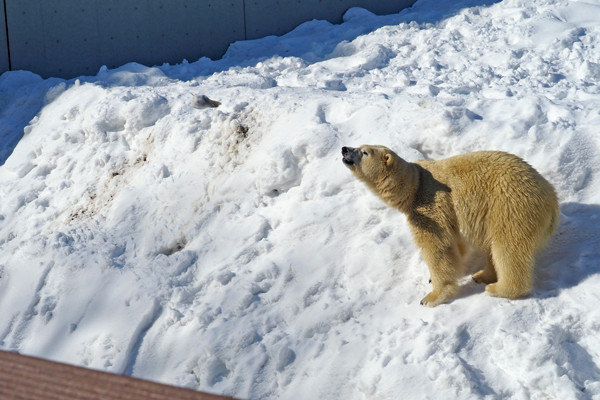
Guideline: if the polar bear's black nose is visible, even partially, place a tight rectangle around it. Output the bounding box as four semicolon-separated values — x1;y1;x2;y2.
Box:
342;146;359;165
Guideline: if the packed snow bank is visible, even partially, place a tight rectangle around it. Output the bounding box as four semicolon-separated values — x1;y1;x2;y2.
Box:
1;0;600;399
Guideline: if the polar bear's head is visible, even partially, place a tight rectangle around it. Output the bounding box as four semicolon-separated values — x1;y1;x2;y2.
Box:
342;144;419;211
341;145;397;184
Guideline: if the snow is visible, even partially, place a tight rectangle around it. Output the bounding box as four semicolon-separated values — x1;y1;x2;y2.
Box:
1;0;600;398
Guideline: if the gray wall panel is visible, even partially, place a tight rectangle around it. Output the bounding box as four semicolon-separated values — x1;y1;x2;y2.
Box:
245;0;350;40
95;1;244;70
244;0;416;40
5;1;43;75
6;1;100;77
0;3;8;73
349;0;416;16
6;0;245;78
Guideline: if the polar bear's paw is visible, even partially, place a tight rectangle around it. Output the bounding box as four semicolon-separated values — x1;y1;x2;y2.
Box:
485;282;531;300
472;269;497;284
420;284;458;307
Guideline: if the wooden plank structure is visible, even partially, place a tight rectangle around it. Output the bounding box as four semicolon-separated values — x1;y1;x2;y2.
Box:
0;350;235;400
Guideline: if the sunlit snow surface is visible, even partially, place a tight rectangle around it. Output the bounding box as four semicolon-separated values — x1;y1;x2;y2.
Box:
1;0;600;398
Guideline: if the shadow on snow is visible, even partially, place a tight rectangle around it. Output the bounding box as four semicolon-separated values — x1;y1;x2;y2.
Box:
535;202;600;298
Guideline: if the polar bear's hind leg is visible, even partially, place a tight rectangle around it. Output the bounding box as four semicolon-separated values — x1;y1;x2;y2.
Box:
485;243;534;299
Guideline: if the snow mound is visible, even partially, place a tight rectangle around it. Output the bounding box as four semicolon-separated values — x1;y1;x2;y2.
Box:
1;0;600;399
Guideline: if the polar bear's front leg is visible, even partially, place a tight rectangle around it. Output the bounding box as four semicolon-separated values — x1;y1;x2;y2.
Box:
419;242;462;307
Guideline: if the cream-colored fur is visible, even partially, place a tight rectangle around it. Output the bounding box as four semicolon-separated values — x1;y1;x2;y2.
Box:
342;145;559;307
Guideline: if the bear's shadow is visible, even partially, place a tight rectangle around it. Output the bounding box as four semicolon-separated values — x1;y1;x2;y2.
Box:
457;202;600;300
535;202;600;298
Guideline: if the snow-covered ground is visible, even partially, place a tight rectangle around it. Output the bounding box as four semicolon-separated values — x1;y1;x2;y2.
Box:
1;0;600;398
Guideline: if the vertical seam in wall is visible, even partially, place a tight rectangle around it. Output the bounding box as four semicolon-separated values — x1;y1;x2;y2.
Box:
3;0;11;70
242;0;247;40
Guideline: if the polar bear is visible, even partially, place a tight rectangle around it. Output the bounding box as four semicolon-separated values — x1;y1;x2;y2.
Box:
342;145;559;307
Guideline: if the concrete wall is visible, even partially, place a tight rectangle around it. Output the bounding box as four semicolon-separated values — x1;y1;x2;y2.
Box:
0;3;8;73
245;0;415;39
1;0;415;79
4;0;245;78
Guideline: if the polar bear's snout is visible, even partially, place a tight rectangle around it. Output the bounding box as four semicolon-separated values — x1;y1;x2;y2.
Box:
342;146;361;166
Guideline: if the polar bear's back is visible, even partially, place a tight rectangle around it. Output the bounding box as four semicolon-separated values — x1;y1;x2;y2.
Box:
418;151;559;253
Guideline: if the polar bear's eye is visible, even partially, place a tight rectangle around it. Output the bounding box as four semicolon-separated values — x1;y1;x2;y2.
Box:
362;151;369;156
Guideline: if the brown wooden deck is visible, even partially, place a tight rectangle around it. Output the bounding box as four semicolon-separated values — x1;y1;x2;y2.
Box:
0;350;236;400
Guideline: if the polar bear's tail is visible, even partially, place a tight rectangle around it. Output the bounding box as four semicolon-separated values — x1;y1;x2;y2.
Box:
539;193;560;252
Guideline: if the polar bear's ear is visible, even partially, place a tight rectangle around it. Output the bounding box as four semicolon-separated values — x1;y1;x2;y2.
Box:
384;154;393;167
